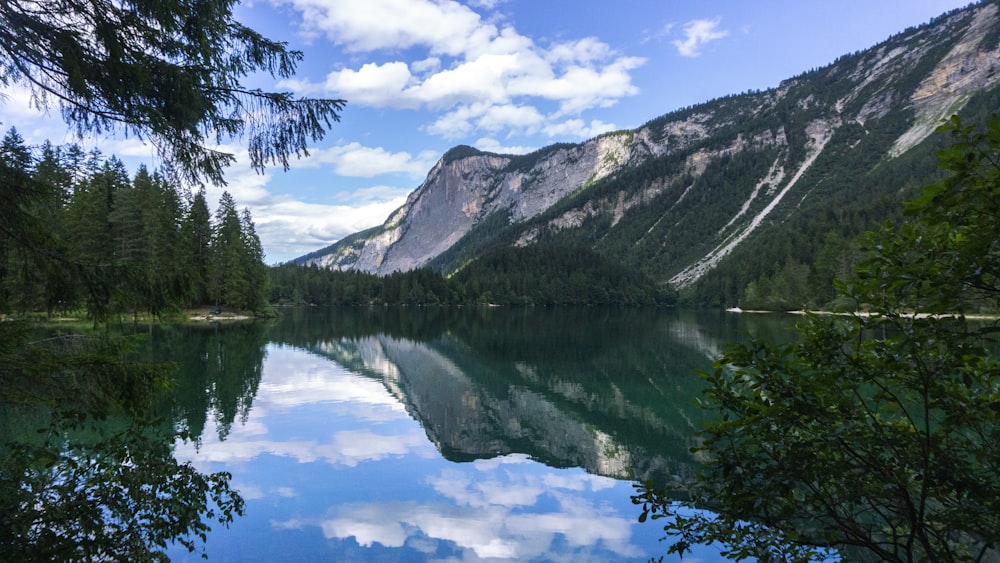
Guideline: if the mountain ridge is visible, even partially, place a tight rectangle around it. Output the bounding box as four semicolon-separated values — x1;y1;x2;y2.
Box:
296;1;1000;304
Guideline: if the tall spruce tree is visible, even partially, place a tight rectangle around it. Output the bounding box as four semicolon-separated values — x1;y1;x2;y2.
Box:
28;142;78;313
240;207;268;311
0;128;36;312
209;191;251;309
179;189;213;307
64;157;130;319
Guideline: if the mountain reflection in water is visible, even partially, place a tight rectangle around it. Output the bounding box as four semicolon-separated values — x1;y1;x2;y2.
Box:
156;307;794;561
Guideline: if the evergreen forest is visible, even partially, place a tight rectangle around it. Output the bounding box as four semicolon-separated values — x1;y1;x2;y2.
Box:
0;128;269;320
269;242;674;307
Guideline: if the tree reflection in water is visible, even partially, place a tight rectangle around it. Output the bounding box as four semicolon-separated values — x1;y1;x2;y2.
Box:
0;323;244;561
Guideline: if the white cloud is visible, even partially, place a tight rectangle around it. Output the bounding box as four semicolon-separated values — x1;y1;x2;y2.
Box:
410;56;442;75
320;62;416;108
335;184;414;204
300;142;438;177
641;22;675;45
253;196;406;263
281;0;494;56
542;118;616;139
273;0;644;142
672;18;729;57
473;137;535;155
545;37;613;65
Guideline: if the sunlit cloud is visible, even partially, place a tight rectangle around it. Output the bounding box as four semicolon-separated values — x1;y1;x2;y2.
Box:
298;142;439;178
672;18;729;57
473;137;535;155
542;118;617;139
281;0;494;55
273;0;643;142
253;196;406;263
334;184;414;205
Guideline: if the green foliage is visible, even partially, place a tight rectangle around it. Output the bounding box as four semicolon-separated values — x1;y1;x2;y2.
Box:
271;242;674;307
207;192;267;310
441;144;486;164
633;117;1000;561
0;0;344;185
449;242;674;306
0;131;270;317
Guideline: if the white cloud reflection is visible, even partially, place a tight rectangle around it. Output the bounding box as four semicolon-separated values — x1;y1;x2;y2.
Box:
174;344;653;561
174;345;434;468
275;454;642;561
176;428;436;467
255;348;405;413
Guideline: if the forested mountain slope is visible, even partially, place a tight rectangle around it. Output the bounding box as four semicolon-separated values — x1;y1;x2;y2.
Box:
298;1;1000;307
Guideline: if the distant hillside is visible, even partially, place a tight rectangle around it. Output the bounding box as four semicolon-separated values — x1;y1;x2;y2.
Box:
296;1;1000;307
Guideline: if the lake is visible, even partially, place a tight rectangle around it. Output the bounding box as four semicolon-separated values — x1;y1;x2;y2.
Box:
151;307;798;562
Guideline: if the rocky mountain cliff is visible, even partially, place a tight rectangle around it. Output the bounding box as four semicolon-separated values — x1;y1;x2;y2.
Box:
298;2;1000;300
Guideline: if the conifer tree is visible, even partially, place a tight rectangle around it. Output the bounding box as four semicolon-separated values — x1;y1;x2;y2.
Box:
0;0;345;185
0;128;37;312
209;191;250;309
28;142;78;313
240;207;269;311
179;189;213;307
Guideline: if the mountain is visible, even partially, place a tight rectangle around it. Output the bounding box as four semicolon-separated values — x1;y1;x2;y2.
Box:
297;1;1000;306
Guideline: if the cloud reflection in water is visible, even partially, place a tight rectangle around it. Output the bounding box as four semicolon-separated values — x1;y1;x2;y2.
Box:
171;343;664;561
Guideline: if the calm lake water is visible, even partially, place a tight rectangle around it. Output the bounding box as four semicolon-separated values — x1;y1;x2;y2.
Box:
150;307;798;562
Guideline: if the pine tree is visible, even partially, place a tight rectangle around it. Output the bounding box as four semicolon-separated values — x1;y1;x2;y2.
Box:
30;142;78;313
208;192;250;309
240;207;269;312
179;189;212;307
65;156;129;319
0;127;37;312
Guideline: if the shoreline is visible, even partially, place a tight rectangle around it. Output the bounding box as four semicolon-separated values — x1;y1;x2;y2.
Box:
7;307;258;326
726;307;1000;320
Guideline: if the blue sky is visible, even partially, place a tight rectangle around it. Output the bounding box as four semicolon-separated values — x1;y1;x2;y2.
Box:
0;0;973;263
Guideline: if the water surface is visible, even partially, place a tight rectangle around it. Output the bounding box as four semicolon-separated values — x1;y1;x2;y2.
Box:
155;307;797;561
